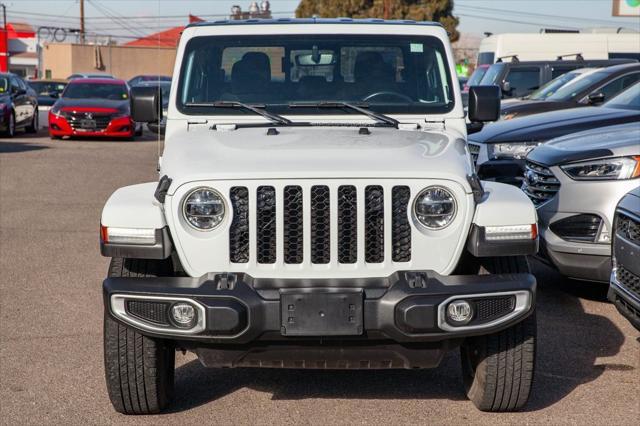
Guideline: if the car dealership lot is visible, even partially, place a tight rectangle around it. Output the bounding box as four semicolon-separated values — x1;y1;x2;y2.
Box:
0;132;638;424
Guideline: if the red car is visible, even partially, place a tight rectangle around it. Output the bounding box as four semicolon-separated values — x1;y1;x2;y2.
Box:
49;78;141;139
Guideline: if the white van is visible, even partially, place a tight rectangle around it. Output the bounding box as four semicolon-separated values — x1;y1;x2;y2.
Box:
478;32;640;65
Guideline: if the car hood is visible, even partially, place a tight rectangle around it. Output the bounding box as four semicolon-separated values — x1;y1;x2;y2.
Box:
469;106;640;144
161;126;473;192
527;123;640;166
500;99;576;116
54;98;130;112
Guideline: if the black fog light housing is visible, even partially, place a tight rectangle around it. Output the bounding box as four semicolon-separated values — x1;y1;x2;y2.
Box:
170;302;198;329
446;300;474;325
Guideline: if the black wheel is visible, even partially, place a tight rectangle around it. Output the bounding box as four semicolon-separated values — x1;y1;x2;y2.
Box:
2;112;15;137
26;109;38;133
104;258;175;414
460;255;536;412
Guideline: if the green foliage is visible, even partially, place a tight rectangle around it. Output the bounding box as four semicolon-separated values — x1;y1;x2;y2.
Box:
295;0;460;42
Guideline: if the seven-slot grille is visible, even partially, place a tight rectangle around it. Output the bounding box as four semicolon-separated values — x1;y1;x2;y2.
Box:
522;160;561;206
64;111;114;130
228;184;413;265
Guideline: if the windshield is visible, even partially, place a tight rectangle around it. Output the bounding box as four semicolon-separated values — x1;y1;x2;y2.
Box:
63;83;128;100
603;82;640;110
478;63;505;86
178;35;455;115
29;81;67;96
467;66;488;87
528;71;586;100
545;71;607;101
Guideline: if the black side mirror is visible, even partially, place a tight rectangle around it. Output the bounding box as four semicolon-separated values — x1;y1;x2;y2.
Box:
587;92;605;105
131;86;162;123
468;85;500;123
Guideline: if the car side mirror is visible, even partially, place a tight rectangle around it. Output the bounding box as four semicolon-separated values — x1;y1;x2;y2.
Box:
501;81;511;96
131;86;162;123
587;92;605;105
468;85;500;123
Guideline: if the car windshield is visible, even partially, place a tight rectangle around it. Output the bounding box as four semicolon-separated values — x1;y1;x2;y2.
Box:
528;70;587;100
545;71;607;101
178;34;455;115
0;77;8;94
29;81;67;96
63;83;128;100
603;82;640;110
478;63;505;86
467;66;488;87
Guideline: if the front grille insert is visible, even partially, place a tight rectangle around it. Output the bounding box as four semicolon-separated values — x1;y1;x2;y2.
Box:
392;186;411;262
65;112;113;130
337;185;358;264
229;187;250;263
365;186;385;263
474;296;516;324
283;186;304;264
616;213;640;244
126;300;170;325
617;266;640;300
310;185;330;264
550;214;602;243
522;161;561;206
256;186;276;264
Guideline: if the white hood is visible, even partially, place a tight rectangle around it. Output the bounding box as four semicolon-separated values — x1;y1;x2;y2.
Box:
160;126;473;194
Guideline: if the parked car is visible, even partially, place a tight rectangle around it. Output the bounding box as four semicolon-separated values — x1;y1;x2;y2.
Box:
469;82;640;185
49;78;140;139
67;73;115;80
478;57;635;100
608;187;640;331
0;72;39;137
462;64;489;106
100;18;539;415
522;122;640;282
128;75;171;86
501;63;640;119
133;80;170;134
27;79;67;128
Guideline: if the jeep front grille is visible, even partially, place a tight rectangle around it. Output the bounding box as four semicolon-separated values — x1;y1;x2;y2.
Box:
521;161;560;206
229;184;413;265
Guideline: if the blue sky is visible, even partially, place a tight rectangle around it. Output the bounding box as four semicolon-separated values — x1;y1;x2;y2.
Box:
8;0;640;38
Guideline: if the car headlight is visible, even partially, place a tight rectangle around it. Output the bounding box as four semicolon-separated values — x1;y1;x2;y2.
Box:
487;142;541;160
561;156;640;180
414;186;457;230
182;187;226;230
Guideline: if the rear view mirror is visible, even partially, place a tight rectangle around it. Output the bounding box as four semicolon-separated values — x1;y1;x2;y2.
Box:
131;86;162;123
587;92;605;105
468;86;501;123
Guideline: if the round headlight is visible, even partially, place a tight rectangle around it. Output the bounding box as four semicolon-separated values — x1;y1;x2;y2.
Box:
414;186;457;230
182;187;225;231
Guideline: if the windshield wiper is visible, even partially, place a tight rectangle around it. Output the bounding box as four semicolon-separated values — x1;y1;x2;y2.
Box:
289;101;399;128
184;101;292;126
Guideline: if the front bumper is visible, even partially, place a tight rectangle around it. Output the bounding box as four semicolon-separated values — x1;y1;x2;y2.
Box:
48;113;135;138
104;271;536;346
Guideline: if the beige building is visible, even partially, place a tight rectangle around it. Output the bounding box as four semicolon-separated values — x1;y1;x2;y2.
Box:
41;43;177;80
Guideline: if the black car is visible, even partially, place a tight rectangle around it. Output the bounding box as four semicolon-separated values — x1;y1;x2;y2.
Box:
500;63;640;119
469;82;640;185
0;72;39;137
28;79;67;107
128;75;171;87
609;187;640;331
478;57;635;99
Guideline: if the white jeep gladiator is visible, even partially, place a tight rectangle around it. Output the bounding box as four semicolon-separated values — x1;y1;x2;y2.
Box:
100;19;539;414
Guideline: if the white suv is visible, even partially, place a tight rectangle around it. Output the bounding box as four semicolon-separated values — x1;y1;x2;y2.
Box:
100;19;539;414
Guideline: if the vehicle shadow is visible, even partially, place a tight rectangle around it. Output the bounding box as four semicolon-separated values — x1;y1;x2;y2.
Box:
0;140;49;153
166;259;626;413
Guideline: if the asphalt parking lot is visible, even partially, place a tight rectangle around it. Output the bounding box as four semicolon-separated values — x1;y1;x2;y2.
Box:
1;131;638;425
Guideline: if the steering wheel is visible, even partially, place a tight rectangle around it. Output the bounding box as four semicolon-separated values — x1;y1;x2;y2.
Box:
362;91;413;103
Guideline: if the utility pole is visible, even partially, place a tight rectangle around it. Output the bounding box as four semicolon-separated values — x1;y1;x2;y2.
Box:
383;0;390;20
79;0;85;44
1;3;8;72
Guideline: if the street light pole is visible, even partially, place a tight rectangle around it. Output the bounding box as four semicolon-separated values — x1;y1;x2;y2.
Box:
80;0;85;44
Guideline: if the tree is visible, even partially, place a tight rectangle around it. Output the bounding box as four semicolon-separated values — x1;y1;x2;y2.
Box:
296;0;459;42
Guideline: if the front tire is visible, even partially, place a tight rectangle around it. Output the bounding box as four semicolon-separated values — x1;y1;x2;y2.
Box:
26;109;38;133
460;255;536;412
104;258;175;414
2;112;15;137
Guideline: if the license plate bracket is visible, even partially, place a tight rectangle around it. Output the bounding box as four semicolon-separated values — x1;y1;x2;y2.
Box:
280;289;363;336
